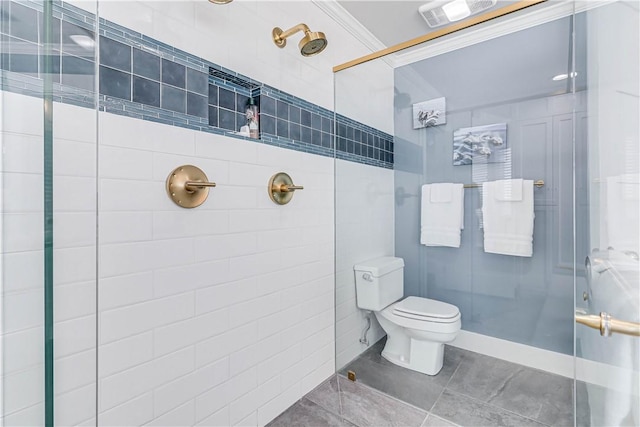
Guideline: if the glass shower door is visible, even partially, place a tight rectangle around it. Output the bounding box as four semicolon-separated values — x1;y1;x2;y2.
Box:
574;1;640;425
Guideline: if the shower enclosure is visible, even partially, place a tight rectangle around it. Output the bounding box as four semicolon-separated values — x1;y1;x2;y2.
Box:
334;1;639;425
0;0;638;426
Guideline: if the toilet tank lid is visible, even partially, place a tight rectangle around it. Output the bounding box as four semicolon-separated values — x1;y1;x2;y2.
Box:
354;257;404;277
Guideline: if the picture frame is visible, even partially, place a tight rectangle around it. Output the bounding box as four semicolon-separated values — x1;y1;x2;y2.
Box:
453;123;508;166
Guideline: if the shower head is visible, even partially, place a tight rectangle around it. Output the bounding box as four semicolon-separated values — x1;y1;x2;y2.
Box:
208;0;233;4
272;23;327;57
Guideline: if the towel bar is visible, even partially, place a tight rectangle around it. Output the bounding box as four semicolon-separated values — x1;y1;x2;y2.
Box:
463;179;544;189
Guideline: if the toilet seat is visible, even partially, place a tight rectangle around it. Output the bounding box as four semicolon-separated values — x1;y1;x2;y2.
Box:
390;296;460;324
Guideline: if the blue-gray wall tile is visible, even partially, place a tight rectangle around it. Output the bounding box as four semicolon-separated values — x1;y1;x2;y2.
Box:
321;131;332;148
133;48;159;80
276;119;288;138
311;129;321;146
218;88;235;110
236;112;245;129
261;115;275;135
236;94;249;113
3;35;39;75
301;126;311;144
208;106;218;127
187;92;207;118
323;117;333;134
300;109;311;127
133;76;160;107
261;96;275;116
100;36;131;72
38;16;61;47
61;20;94;59
62;55;95;91
9;3;38;43
186;67;208;95
100;65;131;100
276;100;288;120
161;84;185;113
218;108;236;131
162;58;185;88
311;113;321;130
208;85;218;106
356;129;363;143
347;139;356;154
289;105;300;124
290;123;301;141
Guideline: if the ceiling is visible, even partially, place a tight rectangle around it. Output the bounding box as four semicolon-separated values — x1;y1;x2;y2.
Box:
336;0;536;48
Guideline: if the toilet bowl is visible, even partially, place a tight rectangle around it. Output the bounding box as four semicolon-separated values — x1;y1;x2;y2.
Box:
375;296;460;375
354;257;461;375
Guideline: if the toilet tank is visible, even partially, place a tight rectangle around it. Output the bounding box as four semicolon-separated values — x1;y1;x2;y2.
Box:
354;257;404;311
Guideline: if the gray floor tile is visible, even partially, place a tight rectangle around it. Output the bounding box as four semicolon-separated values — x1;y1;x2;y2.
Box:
338;376;428;427
575;380;590;427
357;337;387;364
576;380;638;427
306;376;342;416
422;414;459;426
340;356;444;411
487;367;573;426
266;398;355;427
351;337;466;388
431;390;547;427
446;351;525;403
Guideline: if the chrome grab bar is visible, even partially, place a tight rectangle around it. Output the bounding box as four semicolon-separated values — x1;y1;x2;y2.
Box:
575;311;640;337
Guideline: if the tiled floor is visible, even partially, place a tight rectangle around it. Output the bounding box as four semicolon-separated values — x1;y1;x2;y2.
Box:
268;338;575;427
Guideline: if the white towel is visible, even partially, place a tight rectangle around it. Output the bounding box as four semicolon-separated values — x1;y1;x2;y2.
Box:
421;183;464;248
606;174;640;253
482;179;534;257
493;178;523;201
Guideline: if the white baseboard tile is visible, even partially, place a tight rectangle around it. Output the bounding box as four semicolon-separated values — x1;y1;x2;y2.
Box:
450;330;638;392
450;330;574;379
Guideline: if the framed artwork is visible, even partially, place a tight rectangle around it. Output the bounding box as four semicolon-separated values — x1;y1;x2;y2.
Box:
453;123;507;166
412;97;446;128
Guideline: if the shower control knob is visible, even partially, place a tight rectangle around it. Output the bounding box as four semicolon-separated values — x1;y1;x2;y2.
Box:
583;291;589;301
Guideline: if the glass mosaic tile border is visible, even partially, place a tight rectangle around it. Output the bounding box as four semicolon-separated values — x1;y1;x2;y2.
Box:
0;0;393;169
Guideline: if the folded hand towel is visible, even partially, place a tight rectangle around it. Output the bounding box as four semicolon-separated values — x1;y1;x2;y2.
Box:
482;179;534;257
421;183;464;248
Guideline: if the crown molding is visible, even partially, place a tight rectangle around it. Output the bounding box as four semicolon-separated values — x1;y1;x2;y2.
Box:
394;0;609;68
312;0;395;68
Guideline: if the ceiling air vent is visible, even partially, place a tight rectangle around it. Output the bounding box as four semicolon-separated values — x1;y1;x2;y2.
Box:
418;0;497;29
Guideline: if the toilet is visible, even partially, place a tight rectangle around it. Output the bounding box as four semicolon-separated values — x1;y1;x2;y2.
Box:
354;256;461;375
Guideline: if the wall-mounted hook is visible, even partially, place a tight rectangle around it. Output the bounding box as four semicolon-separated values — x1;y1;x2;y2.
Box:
166;165;216;208
268;172;303;205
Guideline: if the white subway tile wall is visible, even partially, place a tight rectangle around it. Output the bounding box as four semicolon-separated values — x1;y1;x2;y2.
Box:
97;112;337;425
335;159;395;369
